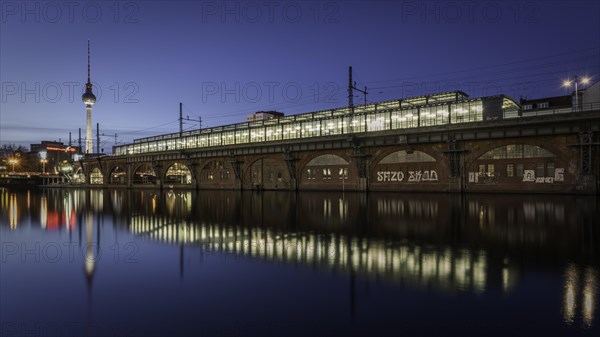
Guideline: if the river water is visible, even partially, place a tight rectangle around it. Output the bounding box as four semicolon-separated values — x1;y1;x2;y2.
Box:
0;188;598;336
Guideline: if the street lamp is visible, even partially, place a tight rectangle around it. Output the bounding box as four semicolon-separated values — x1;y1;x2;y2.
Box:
8;158;18;173
562;75;591;112
40;159;48;174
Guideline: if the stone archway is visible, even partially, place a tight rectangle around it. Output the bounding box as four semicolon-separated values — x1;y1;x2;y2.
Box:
109;165;127;185
244;157;290;190
298;154;353;190
132;163;157;185
164;162;193;185
467;144;563;186
370;150;441;191
90;167;104;185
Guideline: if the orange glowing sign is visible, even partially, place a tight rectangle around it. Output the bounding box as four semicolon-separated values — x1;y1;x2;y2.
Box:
47;146;77;153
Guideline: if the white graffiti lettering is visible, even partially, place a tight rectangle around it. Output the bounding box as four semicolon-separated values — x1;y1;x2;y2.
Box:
468;167;564;184
376;170;436;183
523;170;535;182
555;168;564;181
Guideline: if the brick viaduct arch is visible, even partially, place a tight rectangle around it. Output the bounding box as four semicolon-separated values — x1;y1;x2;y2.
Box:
75;112;599;194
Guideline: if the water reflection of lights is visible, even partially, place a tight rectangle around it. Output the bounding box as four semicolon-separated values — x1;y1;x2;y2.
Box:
40;195;48;229
563;264;598;328
502;258;516;292
90;190;104;212
583;268;597;327
64;193;73;231
377;199;438;219
9;193;17;229
85;212;96;278
130;216;492;292
166;191;192;216
111;190;123;214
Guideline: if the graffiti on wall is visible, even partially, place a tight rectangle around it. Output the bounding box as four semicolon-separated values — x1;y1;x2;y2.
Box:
523;168;564;183
376;170;438;183
468;168;565;184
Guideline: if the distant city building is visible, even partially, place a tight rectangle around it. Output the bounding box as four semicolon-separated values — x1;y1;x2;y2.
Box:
246;111;284;122
30;141;79;174
520;95;571;111
30;141;79;155
520;80;599;112
581;80;600;108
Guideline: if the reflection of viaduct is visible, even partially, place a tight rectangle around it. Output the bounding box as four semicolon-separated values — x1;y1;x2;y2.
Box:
76;99;600;194
130;214;500;293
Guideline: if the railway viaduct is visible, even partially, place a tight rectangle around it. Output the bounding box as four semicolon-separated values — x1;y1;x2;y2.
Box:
76;110;599;194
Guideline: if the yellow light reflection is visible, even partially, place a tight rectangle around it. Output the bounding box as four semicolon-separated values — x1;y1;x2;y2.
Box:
40;195;48;229
9;194;17;229
85;212;96;277
127;214;498;294
563;264;578;325
583;268;597;328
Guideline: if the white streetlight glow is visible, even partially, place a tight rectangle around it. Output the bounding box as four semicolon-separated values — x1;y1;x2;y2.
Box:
562;75;592;112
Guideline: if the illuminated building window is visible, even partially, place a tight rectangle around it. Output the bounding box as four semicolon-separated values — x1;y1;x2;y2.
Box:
307;168;316;180
391;108;418;129
487;164;495;177
90;168;103;184
133;164;156;184
506;164;514;177
339;168;348;179
323;168;332;179
478;164;486;177
223;131;235;145
250;128;265;142
165;163;192;184
366;113;388;132
478;164;495;177
112;94;518;156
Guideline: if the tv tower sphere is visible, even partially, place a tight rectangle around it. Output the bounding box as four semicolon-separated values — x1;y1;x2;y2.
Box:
82;85;96;105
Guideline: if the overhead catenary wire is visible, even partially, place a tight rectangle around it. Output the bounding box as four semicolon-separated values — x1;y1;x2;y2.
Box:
107;47;600;140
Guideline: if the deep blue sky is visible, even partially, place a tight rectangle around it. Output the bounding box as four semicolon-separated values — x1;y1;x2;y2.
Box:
1;0;599;149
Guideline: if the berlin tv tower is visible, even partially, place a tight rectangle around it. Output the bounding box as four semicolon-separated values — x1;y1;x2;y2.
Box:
81;40;96;154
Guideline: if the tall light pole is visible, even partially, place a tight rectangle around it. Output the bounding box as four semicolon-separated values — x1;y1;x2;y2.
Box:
563;75;591;112
40;159;48;174
8;158;18;173
39;151;48;174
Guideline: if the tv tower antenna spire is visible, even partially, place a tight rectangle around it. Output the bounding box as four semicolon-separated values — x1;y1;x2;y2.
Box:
82;40;97;154
87;40;91;84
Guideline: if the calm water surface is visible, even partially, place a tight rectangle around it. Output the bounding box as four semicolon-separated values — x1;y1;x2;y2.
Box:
0;188;598;336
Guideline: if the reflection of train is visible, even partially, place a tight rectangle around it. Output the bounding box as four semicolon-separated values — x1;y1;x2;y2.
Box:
130;214;505;293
